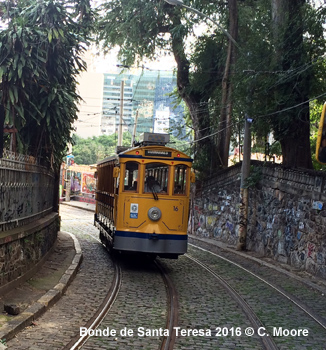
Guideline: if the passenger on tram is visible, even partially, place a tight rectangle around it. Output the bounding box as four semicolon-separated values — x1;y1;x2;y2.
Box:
174;184;182;194
129;181;138;190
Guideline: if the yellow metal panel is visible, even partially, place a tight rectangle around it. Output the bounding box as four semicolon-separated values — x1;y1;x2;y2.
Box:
115;195;189;235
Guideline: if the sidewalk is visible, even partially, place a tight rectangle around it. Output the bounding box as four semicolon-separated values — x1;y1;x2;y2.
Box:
0;201;93;345
0;231;82;345
60;200;95;212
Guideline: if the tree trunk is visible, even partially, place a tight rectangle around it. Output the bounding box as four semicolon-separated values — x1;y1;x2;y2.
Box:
280;104;312;168
170;15;220;173
271;0;313;169
216;0;238;168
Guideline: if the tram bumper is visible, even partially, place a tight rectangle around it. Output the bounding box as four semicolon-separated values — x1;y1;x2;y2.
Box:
113;231;187;255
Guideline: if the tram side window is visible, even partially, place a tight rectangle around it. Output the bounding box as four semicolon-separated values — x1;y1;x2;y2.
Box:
174;165;187;195
123;161;139;191
144;163;169;193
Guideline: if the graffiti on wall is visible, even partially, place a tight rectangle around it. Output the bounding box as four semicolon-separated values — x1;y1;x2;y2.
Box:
191;163;326;278
82;173;96;194
62;164;96;197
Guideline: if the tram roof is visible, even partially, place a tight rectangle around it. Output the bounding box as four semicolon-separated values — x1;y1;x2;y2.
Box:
121;144;192;161
97;144;192;166
96;154;119;165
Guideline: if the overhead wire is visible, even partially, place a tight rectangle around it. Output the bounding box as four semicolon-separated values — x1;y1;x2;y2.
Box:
189;91;326;145
77;3;326;144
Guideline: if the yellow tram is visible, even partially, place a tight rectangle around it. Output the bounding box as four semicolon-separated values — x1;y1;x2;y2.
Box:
94;133;194;258
316;102;326;164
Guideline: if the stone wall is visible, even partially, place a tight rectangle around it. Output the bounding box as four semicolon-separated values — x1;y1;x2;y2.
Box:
0;150;55;232
0;213;59;291
191;161;326;279
0;151;59;291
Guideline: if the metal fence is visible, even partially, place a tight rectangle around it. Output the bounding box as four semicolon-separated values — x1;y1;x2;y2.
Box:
0;150;55;232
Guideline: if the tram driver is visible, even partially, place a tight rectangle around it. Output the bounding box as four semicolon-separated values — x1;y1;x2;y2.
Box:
145;176;161;193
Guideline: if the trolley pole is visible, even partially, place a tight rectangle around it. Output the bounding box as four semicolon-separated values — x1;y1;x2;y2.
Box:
132;110;139;146
237;116;252;251
118;80;124;147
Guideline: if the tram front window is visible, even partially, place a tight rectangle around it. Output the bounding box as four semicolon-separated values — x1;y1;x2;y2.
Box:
123;161;139;192
174;164;188;195
144;163;169;194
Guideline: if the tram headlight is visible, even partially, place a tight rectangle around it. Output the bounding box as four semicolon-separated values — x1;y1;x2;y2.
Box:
148;207;162;221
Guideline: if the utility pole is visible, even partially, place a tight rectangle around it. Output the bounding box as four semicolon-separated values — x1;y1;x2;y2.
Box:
237;116;252;251
0;105;4;158
117;80;124;147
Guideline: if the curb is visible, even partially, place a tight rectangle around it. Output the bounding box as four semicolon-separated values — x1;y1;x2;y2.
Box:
0;231;82;343
60;201;95;213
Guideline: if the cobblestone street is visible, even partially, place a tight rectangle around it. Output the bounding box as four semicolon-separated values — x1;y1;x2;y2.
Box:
7;205;115;350
6;204;326;350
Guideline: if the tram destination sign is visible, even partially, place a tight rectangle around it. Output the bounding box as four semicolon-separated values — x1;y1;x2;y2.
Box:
145;150;172;157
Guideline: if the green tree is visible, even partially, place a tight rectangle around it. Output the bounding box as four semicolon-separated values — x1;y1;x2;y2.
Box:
238;0;326;169
96;0;326;172
167;134;191;156
72;132;133;165
0;0;95;168
96;0;231;173
269;0;312;168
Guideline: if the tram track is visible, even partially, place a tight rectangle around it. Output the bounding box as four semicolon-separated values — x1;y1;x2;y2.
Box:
51;206;326;349
62;227;122;350
65;260;122;350
185;254;279;350
79;255;177;350
88;230;179;350
187;243;326;349
63;235;178;349
63;207;277;349
77;256;178;350
188;243;326;331
154;260;179;350
61;207;178;350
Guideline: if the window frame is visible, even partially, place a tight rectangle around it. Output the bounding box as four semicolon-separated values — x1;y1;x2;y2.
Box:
122;161;140;193
173;164;189;196
143;162;170;195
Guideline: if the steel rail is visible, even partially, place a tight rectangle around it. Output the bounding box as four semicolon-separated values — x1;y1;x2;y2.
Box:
66;260;121;350
154;260;179;350
62;224;121;350
189;243;326;331
185;254;279;350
